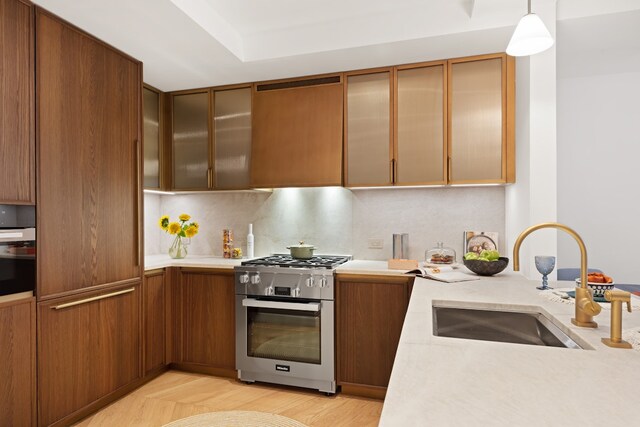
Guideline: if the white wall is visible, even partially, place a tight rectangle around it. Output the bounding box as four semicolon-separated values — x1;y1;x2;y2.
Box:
505;1;558;280
556;11;640;283
145;186;505;262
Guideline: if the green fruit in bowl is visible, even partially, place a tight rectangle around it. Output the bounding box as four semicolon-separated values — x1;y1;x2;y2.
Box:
464;252;479;260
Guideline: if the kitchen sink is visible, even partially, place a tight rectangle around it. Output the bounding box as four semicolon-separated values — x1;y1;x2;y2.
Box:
432;306;583;349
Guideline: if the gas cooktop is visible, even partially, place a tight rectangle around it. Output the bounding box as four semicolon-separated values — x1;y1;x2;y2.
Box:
240;254;350;269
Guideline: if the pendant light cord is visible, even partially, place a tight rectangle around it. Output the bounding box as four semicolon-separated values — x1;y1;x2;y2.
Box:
528;0;532;14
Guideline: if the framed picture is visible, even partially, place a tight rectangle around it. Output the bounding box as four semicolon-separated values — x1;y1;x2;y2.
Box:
464;231;499;255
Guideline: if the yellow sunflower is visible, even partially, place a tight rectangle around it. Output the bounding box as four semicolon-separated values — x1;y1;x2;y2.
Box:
185;225;198;238
192;222;199;230
179;213;191;221
158;215;169;230
167;222;181;235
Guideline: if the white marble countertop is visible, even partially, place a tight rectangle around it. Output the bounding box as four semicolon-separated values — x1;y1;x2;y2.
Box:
145;254;243;270
380;272;640;426
145;255;412;276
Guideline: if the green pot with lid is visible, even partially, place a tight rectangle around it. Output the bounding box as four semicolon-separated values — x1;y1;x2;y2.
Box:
287;241;316;259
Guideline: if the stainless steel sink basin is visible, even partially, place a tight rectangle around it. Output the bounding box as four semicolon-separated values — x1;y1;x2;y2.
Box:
433;306;583;349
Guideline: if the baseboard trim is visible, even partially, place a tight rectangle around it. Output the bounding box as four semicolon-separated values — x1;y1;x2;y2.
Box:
170;362;237;379
339;382;386;400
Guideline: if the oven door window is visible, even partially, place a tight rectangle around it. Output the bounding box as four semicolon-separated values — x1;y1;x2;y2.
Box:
247;306;321;364
0;241;36;297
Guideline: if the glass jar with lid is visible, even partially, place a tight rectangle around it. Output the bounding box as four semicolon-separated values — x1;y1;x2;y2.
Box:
425;242;456;265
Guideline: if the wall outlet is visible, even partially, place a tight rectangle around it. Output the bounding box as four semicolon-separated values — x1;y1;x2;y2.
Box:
368;238;384;249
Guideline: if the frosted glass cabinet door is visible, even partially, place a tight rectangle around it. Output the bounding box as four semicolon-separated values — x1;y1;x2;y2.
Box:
449;57;504;183
143;87;160;189
345;72;392;186
396;64;446;185
172;91;210;189
213;87;251;189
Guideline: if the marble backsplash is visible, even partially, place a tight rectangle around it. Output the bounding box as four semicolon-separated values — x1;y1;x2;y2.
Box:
144;186;505;261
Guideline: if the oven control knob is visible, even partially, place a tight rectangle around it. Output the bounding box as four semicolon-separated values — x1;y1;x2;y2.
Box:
319;276;328;288
292;287;301;297
239;273;249;284
250;273;261;284
306;277;315;287
265;286;274;296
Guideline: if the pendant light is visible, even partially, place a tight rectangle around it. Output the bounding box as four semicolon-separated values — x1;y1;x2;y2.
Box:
506;0;554;56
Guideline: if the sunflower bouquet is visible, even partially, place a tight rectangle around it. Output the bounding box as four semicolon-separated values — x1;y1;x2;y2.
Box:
159;213;199;259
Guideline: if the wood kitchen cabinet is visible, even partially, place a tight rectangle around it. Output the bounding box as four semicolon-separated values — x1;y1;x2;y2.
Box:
36;8;143;298
0;297;36;427
344;69;393;187
336;274;413;399
448;53;515;184
345;63;446;187
143;85;162;189
172;89;212;190
213;86;252;190
37;284;141;427
170;268;236;377
0;0;35;204
251;75;343;188
144;269;167;375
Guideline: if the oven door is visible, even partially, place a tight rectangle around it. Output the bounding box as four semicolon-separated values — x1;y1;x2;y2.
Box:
236;295;335;392
0;228;36;299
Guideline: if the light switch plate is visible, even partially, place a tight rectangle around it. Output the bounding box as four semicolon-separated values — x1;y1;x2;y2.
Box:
368;238;384;249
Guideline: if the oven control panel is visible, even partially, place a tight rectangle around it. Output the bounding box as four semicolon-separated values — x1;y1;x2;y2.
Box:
234;267;334;300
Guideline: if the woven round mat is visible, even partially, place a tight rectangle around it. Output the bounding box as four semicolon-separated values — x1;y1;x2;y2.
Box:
163;411;309;427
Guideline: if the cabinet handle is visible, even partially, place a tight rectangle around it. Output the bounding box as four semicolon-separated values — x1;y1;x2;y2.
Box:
447;156;452;183
51;288;135;310
135;139;141;267
389;160;394;184
207;168;213;189
393;159;397;183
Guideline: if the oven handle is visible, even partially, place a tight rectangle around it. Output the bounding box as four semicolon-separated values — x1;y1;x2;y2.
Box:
242;298;321;312
0;228;36;242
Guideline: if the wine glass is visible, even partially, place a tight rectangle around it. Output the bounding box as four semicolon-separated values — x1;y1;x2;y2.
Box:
535;256;556;290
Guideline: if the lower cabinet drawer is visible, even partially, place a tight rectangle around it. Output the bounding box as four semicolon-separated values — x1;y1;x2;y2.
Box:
37;284;141;426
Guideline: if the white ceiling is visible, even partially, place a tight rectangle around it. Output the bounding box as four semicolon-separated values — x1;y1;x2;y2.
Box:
32;0;640;91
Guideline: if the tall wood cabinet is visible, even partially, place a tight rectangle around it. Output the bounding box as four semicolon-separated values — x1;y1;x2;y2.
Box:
36;8;142;299
170;269;236;376
0;297;36;427
336;274;413;399
35;8;144;426
0;0;34;204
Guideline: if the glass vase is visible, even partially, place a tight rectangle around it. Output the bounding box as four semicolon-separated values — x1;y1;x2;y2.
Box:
169;235;187;259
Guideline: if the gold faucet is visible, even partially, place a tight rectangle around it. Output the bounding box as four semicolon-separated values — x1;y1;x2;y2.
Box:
602;290;633;349
513;222;602;328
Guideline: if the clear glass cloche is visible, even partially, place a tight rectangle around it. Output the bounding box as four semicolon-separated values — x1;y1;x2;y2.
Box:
425;242;456;265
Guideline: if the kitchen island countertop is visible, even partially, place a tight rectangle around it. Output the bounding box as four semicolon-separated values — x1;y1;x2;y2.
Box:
380;272;640;426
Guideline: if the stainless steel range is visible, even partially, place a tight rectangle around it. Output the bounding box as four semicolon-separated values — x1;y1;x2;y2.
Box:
235;254;350;394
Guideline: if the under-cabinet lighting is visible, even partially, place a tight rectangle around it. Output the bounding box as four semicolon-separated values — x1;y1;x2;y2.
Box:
143;189;176;195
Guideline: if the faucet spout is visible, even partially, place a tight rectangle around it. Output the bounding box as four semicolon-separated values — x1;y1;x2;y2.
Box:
512;222;601;328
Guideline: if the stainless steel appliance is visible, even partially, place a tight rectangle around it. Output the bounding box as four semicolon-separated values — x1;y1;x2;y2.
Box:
235;254;350;394
0;205;36;300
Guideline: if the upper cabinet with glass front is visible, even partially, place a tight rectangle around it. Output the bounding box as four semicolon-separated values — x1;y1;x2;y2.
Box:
213;86;252;190
143;86;161;189
345;63;447;187
448;53;515;184
172;90;211;190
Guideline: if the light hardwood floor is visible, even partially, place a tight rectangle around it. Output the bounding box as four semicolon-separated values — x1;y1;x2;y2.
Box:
74;371;383;427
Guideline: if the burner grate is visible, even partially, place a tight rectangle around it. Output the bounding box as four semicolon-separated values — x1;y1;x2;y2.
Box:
241;255;350;269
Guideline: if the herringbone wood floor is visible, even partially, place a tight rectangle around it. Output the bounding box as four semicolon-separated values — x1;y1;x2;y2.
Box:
74;371;383;427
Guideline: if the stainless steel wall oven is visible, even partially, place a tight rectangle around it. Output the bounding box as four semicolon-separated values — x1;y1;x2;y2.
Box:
0;205;36;300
